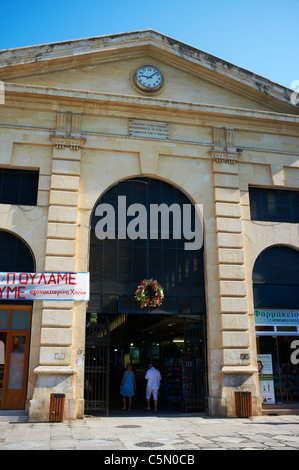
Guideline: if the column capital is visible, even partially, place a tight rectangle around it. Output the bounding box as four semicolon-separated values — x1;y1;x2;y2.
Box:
50;135;86;150
211;127;242;164
210;149;242;164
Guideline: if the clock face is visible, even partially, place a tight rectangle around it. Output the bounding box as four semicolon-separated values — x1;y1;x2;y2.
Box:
135;66;163;91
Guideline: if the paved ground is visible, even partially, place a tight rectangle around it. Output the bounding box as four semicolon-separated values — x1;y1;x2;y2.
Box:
0;411;299;452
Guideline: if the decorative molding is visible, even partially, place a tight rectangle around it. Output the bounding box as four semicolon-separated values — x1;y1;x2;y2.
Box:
221;366;257;374
50;135;86;150
55;111;67;136
71;113;83;138
34;365;75;375
210;150;241;164
211;127;242;164
51;111;85;149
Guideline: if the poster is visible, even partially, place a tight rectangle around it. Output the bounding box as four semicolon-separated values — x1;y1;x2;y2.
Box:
0;272;89;301
257;354;275;405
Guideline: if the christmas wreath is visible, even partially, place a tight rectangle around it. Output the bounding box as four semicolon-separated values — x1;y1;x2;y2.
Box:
135;279;164;309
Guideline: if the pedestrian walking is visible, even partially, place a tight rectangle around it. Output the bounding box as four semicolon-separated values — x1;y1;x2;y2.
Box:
120;364;136;410
145;363;162;411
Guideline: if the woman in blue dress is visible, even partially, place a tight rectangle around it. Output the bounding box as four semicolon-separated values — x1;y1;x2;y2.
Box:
120;364;136;410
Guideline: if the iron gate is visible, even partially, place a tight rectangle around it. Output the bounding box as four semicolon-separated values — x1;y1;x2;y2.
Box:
183;316;207;411
84;315;110;415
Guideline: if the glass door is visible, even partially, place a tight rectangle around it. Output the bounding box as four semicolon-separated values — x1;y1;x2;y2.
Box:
0;306;31;410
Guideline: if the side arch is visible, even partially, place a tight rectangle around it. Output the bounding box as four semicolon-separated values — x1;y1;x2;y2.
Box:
0;229;36;273
252;244;299;309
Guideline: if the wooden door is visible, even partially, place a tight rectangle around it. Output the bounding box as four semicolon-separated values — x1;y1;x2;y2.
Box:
0;306;31;410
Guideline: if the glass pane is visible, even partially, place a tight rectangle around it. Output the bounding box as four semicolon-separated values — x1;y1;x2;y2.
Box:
0;339;5;364
0;169;38;206
258;335;299;405
0;333;6;404
0;310;9;330
277;336;299;404
8;335;25;390
277;326;298;332
10;310;30;330
256;326;275;332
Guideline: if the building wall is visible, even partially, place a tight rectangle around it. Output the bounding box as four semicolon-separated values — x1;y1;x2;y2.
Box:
0;48;298;419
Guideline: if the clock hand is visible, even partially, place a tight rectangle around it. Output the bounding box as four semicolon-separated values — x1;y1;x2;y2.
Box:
139;72;158;79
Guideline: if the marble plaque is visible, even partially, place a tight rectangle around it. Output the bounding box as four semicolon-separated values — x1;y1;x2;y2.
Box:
129;120;169;139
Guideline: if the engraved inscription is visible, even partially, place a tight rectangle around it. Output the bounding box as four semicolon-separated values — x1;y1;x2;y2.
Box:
129;120;169;139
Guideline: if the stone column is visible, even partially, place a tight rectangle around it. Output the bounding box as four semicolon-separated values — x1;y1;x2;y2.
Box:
210;128;261;416
29;112;85;421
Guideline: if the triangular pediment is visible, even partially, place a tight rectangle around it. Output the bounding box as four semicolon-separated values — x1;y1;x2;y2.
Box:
0;30;298;114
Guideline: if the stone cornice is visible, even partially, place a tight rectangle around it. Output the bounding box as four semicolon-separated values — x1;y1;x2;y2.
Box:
34;366;75;375
4;82;299;127
222;366;258;375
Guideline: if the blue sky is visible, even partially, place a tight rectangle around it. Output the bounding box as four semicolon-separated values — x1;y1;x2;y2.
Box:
0;0;298;89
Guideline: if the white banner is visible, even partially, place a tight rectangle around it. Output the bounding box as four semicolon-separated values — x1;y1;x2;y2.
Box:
0;272;89;301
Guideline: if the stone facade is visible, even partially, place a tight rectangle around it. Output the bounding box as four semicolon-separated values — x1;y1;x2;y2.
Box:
0;30;298;420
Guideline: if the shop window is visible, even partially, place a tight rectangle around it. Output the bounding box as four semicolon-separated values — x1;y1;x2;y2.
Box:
249;187;299;223
0;168;39;206
257;335;299;405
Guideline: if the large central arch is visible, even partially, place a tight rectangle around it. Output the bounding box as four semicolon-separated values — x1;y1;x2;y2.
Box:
85;177;208;414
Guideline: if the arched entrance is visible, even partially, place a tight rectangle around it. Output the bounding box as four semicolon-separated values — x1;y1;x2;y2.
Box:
85;178;208;415
0;230;35;410
253;245;299;407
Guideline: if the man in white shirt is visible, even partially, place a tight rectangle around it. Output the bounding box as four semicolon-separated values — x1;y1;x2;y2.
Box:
145;363;162;411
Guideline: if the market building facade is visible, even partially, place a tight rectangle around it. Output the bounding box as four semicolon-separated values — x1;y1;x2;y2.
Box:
0;30;298;420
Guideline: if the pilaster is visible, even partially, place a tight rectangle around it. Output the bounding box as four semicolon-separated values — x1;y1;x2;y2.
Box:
29;111;85;421
210;128;261;417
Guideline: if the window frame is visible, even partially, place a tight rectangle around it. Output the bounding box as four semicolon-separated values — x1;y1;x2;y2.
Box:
249;186;299;223
0;168;39;206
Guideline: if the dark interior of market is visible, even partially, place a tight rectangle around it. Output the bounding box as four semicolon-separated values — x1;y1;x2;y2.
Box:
108;314;186;413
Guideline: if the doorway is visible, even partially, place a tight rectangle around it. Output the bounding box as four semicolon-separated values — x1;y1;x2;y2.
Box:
0;305;32;410
109;313;207;413
86;177;208;415
84;312;207;415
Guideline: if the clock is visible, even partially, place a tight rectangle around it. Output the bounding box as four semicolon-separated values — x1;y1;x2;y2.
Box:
133;65;164;92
